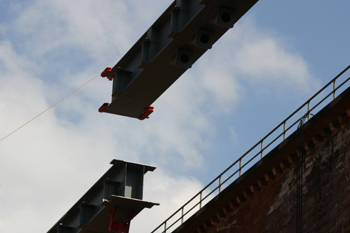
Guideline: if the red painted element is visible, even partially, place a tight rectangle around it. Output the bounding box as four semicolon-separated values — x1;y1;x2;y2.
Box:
101;67;113;80
109;208;134;233
98;103;110;112
138;106;154;120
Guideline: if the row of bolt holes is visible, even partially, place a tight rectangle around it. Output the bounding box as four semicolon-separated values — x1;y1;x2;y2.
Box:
180;13;232;64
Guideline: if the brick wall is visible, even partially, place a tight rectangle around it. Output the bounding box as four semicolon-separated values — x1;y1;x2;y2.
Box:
213;124;350;233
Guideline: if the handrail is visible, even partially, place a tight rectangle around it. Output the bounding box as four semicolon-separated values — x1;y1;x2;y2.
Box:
151;65;350;233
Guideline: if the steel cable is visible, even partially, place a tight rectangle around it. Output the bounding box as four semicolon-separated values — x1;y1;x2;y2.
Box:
0;74;100;142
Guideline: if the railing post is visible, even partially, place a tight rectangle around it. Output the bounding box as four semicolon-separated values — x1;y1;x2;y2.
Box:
308;101;311;120
200;192;202;209
283;121;286;140
164;221;167;233
333;80;336;99
261;141;264;158
239;159;242;176
219;176;222;193
181;207;184;224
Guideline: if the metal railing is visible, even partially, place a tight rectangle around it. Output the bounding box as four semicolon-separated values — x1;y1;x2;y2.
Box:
151;65;350;233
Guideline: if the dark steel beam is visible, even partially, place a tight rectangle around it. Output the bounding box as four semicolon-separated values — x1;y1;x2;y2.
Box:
100;0;258;119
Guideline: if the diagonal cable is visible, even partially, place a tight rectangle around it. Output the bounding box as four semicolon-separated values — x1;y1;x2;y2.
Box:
0;74;100;142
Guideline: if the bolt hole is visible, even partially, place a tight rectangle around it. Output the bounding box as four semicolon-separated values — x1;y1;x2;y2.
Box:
180;54;190;64
200;34;210;44
221;13;231;23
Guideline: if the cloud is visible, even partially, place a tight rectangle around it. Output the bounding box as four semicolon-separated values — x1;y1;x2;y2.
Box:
132;169;205;232
198;17;320;97
7;0;173;64
0;41;46;131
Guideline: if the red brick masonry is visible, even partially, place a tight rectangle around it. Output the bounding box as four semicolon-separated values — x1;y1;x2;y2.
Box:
215;124;350;233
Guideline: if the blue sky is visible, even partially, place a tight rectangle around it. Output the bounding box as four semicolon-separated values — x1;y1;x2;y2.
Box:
0;0;349;232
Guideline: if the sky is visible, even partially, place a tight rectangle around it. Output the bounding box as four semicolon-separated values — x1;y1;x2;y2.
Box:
0;0;349;232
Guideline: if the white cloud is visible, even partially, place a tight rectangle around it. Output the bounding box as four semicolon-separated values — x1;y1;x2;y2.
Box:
202;17;321;96
8;0;173;64
132;169;205;232
233;36;315;90
0;41;46;132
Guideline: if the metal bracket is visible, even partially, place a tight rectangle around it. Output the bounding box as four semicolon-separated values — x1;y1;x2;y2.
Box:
99;103;110;112
138;106;154;120
101;67;113;81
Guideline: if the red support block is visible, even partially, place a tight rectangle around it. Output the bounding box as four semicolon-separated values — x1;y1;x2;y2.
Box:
98;103;110;112
109;208;134;233
101;67;113;80
138;106;154;120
